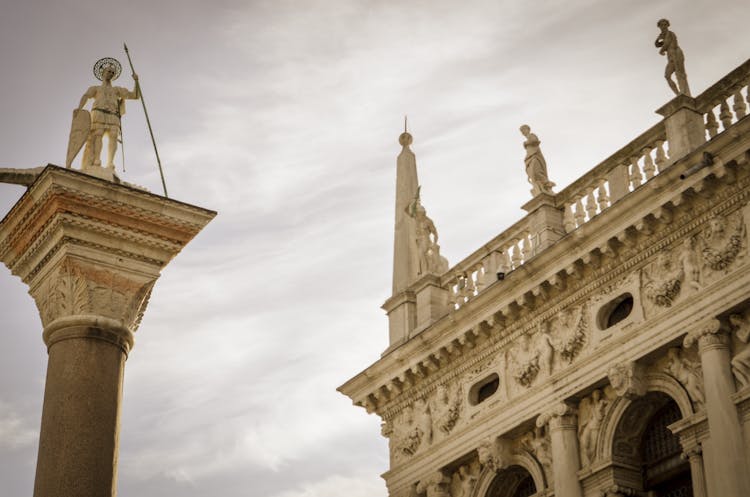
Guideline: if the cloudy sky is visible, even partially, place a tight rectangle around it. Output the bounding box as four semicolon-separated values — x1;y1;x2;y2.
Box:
0;1;748;496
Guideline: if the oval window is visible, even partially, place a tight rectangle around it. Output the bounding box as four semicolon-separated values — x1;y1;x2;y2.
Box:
597;293;634;329
469;373;500;406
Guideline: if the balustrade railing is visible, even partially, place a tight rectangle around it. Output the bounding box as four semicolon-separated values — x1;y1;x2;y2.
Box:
434;59;750;312
696;59;750;140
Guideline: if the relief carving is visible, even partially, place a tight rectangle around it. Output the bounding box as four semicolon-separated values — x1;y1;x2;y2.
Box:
699;212;746;273
730;310;750;388
546;304;588;362
392;401;432;458
477;436;513;472
578;389;612;467
665;347;705;408
416;472;451;497
509;333;540;388
607;362;646;399
450;464;479;497
643;251;683;308
30;258;154;331
430;383;462;440
520;425;553;482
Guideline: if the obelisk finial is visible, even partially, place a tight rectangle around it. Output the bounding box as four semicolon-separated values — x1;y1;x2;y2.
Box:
399;115;413;148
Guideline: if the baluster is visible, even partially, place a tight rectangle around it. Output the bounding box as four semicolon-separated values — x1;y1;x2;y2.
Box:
499;250;511;274
719;98;733;130
629;156;642;189
655;140;667;172
733;89;747;119
510;240;522;269
642;147;656;180
574;197;586;227
563;204;576;233
524;232;535;260
597;180;610;210
705;107;719;138
447;275;459;309
585;188;598;219
464;271;476;299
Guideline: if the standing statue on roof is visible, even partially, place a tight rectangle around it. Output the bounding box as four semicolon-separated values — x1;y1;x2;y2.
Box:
520;125;555;197
406;187;449;276
67;57;139;170
655;19;691;97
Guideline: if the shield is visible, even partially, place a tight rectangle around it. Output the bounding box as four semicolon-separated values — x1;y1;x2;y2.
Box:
66;109;90;168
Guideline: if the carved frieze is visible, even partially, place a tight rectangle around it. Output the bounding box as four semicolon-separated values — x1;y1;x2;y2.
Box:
546;304;588;363
430;382;462;441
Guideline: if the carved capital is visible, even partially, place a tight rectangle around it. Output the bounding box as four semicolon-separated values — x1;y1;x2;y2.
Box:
537;402;577;431
684;318;728;352
599;484;638;497
29;258;155;337
608;361;647;399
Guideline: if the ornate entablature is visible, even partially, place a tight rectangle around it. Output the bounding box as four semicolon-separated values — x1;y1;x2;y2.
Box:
340;30;750;497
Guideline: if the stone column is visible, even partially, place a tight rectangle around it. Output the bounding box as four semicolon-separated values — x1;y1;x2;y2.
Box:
538;404;583;497
684;318;750;497
0;166;215;497
682;446;707;497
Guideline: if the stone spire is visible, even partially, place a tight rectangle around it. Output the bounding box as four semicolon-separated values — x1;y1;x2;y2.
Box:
392;123;420;294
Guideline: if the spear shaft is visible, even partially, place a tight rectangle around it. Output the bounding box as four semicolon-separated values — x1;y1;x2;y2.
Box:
123;43;168;197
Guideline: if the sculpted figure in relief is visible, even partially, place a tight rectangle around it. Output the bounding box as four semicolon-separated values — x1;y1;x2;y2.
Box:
407;187;449;276
520;125;555;197
430;383;462;439
455;465;478;497
700;214;745;273
654;19;690;96
678;237;701;291
520;426;552;481
730;311;750;388
578;389;608;467
665;347;705;407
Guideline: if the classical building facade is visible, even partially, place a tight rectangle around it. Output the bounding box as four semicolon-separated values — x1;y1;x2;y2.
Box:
339;50;750;497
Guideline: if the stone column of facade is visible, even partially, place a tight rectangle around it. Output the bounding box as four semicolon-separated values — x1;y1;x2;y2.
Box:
0;166;215;497
538;404;583;497
682;447;707;497
684;318;750;497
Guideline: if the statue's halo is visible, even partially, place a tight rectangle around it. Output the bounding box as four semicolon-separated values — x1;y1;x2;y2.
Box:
93;57;122;81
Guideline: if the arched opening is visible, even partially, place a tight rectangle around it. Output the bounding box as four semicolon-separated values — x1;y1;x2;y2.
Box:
486;465;536;497
640;400;692;496
611;392;692;497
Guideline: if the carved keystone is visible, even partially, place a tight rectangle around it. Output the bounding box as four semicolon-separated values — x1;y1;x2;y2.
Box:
608;361;647;399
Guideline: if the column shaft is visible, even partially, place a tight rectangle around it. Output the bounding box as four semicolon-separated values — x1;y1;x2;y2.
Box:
548;414;583;497
696;330;750;496
33;322;131;497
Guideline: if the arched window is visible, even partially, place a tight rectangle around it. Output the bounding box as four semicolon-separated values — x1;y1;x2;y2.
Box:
487;465;536;497
641;400;692;497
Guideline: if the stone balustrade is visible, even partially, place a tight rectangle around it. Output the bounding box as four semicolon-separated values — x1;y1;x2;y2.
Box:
696;58;750;140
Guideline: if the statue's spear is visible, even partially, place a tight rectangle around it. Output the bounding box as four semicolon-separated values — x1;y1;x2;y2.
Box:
123;43;168;197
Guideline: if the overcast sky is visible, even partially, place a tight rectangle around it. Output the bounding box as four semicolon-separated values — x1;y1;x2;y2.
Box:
0;1;748;496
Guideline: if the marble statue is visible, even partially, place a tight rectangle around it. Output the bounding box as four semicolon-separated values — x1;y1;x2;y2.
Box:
578;389;608;466
730;311;750;388
655;19;691;96
70;58;139;170
665;348;705;406
406;187;449;275
520;125;555;196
